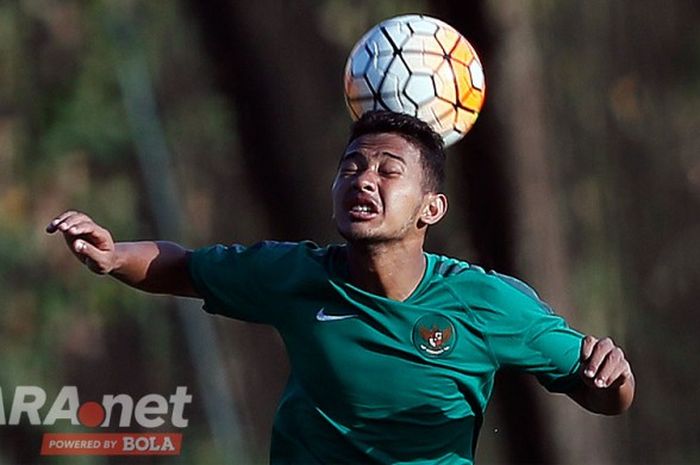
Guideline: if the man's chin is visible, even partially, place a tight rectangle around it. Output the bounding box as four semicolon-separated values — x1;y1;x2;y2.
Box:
337;225;387;244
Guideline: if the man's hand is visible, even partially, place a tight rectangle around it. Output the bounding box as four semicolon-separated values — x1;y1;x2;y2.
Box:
580;335;633;389
46;210;197;297
569;335;635;414
46;211;117;275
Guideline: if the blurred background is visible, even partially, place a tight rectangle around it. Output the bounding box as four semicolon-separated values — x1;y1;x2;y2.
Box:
1;0;699;463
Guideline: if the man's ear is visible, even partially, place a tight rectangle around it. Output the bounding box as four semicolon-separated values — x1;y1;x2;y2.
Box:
419;193;448;226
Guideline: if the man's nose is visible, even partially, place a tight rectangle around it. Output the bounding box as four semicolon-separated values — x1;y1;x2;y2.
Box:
353;169;378;192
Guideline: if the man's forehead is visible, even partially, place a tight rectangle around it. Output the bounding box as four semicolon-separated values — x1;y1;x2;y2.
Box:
344;132;421;160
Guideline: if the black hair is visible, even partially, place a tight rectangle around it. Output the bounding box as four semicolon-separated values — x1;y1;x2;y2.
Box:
347;110;446;192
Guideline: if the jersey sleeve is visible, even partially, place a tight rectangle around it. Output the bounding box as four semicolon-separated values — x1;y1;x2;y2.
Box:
188;240;309;325
465;272;584;393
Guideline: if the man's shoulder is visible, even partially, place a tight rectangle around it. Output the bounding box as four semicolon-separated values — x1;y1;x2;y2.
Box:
220;239;333;257
192;240;338;271
247;239;327;254
428;252;494;285
429;253;547;311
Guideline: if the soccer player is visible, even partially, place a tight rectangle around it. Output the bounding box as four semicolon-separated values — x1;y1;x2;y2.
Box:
47;111;634;464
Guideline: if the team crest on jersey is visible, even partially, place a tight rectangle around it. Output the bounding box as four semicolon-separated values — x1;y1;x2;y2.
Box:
412;314;456;358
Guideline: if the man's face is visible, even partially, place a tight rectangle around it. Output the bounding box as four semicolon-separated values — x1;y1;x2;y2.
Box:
331;132;431;244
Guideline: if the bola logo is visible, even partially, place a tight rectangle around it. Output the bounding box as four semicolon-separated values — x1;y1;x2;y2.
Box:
0;386;191;456
412;314;457;358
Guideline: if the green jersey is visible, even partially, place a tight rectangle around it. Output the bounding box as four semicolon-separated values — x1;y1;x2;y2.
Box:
189;241;584;464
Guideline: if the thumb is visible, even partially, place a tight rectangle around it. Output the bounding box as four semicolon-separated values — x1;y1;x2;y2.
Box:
73;239;112;274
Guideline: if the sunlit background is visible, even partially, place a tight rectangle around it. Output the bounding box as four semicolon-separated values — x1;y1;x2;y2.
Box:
1;0;699;463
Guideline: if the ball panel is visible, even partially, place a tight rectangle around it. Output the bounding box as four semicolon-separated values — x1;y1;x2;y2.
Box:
455;107;479;134
401;50;444;74
346;96;374;120
453;62;474;101
457;75;484;112
344;74;375;100
364;54;398;94
378;56;410;94
435;26;461;55
379;21;414;51
468;60;485;90
380;91;418;115
420;99;456;130
382;14;424;27
401;34;445;56
403;73;436;106
458;86;485;113
442;130;462;147
449;38;476;67
404;17;440;36
350;45;372;77
434;59;457;103
346;99;361;120
379;58;418;114
364;31;399;59
452;59;485;113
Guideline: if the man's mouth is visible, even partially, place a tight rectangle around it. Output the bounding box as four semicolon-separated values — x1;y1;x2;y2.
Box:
346;197;380;221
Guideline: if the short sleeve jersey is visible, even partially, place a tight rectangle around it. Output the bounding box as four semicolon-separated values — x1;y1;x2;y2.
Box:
188;241;584;465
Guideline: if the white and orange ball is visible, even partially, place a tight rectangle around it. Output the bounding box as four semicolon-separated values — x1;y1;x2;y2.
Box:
344;14;486;147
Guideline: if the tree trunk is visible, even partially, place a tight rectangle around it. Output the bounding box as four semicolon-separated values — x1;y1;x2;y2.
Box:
485;2;612;463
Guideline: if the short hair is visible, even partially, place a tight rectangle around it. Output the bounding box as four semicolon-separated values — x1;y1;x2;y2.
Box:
347;111;446;192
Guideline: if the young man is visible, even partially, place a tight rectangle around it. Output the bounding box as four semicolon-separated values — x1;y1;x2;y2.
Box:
47;111;634;464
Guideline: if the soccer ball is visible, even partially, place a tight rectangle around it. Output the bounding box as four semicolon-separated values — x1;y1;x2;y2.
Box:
343;14;486;148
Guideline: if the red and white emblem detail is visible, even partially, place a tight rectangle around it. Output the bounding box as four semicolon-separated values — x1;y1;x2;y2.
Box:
412;314;456;358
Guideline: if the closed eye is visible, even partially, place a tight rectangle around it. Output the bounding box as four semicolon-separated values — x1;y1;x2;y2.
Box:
380;169;402;177
339;161;360;175
379;161;404;177
338;153;366;176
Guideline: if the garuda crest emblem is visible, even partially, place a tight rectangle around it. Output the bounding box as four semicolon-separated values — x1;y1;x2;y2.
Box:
411;314;457;358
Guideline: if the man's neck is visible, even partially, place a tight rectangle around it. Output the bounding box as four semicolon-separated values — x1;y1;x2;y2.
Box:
345;238;427;302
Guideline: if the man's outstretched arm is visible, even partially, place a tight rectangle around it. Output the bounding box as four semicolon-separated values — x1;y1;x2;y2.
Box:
567;335;635;415
46;210;199;297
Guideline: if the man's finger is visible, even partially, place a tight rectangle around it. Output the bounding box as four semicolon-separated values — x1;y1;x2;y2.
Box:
74;238;88;255
73;240;109;273
55;213;92;233
580;335;598;366
582;337;614;379
46;210;79;233
596;348;630;388
47;211;91;233
61;221;99;239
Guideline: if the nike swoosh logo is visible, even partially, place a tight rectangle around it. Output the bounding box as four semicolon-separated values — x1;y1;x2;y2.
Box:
316;308;358;322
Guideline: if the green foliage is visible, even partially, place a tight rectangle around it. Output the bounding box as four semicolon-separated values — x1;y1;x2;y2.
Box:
40;15;131;163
